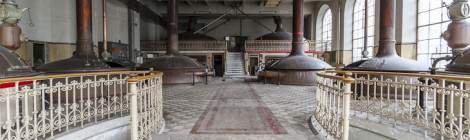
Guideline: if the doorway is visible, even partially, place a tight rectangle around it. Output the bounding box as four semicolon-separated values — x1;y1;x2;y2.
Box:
32;43;46;67
213;54;224;77
249;57;258;76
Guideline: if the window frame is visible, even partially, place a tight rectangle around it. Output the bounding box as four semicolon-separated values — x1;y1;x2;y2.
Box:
416;0;452;69
321;8;333;52
352;0;375;62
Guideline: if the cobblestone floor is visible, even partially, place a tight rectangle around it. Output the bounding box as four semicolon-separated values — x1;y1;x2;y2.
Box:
157;78;321;140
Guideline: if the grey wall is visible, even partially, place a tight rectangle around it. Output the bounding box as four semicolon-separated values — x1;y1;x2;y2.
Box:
16;0;130;45
140;18;164;41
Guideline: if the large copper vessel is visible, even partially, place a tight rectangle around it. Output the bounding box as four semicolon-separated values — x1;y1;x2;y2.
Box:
443;0;470;73
36;0;112;73
262;0;331;85
0;23;21;50
0;1;38;78
140;0;203;84
344;0;428;72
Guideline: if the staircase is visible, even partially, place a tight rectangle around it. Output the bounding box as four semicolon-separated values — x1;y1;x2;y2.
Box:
224;52;246;79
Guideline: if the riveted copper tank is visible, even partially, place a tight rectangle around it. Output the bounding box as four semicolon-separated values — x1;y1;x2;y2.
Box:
256;16;292;40
344;0;428;72
0;23;21;50
0;1;38;78
179;17;216;41
262;0;331;85
36;0;112;73
442;1;470;73
140;0;203;84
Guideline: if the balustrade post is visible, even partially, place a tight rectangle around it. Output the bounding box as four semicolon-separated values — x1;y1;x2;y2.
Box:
129;82;139;140
342;75;354;140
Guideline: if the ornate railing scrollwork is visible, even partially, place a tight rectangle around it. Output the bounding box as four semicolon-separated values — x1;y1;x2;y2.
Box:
128;72;164;140
0;71;151;140
313;72;354;140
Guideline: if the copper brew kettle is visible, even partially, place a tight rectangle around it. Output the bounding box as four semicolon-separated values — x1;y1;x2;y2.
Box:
0;1;27;50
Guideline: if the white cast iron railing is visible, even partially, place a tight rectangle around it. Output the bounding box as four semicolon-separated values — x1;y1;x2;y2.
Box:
316;71;470;140
128;72;164;140
244;40;319;53
141;40;228;52
313;72;354;140
347;71;470;140
0;71;149;140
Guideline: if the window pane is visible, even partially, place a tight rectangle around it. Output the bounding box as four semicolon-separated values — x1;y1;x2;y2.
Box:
352;0;375;62
418;26;429;40
417;0;451;68
429;0;442;9
418;0;429;12
429;24;442;39
321;9;332;51
429;9;444;24
418;13;429;26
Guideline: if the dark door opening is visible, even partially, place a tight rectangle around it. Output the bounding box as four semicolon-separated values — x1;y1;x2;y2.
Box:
249;57;258;76
213;54;224;77
32;43;46;67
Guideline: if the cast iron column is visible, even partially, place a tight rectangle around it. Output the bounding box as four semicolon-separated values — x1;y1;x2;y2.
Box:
377;0;397;57
291;0;305;56
167;0;179;55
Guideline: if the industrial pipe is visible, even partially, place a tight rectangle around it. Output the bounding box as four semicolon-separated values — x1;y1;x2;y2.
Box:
75;0;95;58
376;0;397;57
167;0;179;55
102;0;110;60
290;0;304;56
36;0;111;72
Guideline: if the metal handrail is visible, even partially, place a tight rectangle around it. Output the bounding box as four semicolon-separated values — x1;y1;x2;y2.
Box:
0;70;149;84
313;72;354;140
128;71;164;140
141;40;228;52
315;70;470;140
0;70;151;139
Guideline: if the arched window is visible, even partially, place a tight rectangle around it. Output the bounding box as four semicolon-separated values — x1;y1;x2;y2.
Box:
417;0;452;69
321;9;332;51
352;0;375;62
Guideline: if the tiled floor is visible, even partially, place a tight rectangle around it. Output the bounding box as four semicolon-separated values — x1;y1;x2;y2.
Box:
157;79;321;140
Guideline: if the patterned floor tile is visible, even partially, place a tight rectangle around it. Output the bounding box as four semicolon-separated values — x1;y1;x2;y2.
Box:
161;79;317;138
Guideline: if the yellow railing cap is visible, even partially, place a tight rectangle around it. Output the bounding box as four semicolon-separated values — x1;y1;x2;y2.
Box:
336;70;470;82
0;70;150;84
128;71;163;83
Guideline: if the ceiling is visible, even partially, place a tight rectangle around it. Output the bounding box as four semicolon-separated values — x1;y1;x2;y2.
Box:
143;0;327;16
